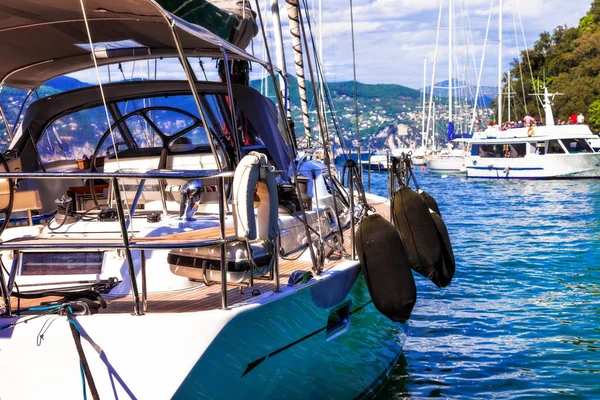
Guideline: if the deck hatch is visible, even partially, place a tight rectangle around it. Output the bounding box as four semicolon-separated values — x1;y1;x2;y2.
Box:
20;252;104;275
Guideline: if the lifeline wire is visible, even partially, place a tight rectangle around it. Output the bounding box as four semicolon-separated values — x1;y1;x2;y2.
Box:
78;0;132;228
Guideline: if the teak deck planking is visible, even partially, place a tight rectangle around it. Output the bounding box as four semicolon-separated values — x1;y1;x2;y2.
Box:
10;200;390;314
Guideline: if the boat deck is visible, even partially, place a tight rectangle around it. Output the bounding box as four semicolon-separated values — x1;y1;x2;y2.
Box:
9;199;390;314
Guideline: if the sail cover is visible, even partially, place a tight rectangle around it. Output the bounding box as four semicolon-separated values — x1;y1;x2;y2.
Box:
0;0;266;90
157;0;258;49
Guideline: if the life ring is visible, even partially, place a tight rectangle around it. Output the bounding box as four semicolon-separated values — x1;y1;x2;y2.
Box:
356;214;416;322
393;187;444;284
232;152;278;240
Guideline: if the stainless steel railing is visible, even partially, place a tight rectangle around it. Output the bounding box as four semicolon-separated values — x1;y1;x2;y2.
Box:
0;169;279;316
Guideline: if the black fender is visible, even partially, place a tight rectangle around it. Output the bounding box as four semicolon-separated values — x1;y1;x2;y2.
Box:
356;214;416;323
430;212;455;287
420;190;441;216
393;187;442;280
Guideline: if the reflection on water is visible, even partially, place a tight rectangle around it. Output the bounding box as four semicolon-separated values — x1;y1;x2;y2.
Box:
367;171;600;399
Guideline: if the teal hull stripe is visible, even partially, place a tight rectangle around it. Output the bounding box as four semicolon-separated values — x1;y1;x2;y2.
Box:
241;300;374;378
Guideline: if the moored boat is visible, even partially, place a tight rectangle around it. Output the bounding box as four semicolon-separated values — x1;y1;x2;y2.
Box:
0;1;453;399
466;88;600;179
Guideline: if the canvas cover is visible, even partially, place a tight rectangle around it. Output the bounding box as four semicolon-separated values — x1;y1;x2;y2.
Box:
0;0;266;90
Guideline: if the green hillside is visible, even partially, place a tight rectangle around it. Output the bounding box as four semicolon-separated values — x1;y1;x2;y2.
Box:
251;75;425;147
504;0;600;130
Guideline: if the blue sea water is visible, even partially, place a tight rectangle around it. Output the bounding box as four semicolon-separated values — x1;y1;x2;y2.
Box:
365;170;600;399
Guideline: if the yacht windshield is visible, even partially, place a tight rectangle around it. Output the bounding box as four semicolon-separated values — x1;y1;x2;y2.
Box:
561;138;593;154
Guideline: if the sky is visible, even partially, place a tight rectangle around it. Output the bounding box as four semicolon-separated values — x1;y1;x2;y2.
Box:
253;0;593;89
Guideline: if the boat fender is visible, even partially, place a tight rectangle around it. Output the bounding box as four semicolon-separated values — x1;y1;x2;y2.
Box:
393;187;443;279
232;152;278;241
419;190;441;216
356;214;416;323
430;212;455;287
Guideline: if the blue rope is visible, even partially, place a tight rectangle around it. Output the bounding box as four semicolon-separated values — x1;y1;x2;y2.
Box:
67;308;87;400
80;363;87;400
19;305;63;312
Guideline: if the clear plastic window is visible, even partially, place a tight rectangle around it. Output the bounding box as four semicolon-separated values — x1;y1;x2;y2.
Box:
37;106;114;163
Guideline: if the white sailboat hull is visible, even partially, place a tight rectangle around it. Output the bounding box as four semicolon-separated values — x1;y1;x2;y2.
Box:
0;262;406;399
465;153;600;179
427;157;466;173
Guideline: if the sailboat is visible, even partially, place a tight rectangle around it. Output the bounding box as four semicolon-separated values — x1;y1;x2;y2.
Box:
0;0;454;398
426;0;477;174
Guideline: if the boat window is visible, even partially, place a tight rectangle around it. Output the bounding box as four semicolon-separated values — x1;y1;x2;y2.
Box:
149;109;196;136
122;115;163;148
118;95;218;147
478;144;505;158
508;143;526;158
471;144;479;156
547;140;565;154
535;142;546;155
37;106;116;163
561;138;593;154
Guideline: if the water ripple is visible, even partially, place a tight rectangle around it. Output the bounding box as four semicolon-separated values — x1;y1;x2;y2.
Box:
370;171;600;399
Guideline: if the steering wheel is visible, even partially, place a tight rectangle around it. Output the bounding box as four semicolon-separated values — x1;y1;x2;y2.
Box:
90;106;230;171
88;106;233;204
0;152;15;236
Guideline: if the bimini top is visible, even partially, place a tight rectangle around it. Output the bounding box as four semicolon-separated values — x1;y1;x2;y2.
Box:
0;0;267;90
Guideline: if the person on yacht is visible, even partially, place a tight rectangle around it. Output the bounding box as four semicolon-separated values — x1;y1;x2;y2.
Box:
569;113;577;124
577;113;585;124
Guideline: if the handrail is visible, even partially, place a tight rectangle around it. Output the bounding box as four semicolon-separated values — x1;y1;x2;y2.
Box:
0;168;235;316
0;169;235;180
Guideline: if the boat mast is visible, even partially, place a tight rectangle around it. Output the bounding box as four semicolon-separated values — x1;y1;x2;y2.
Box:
271;0;289;109
448;0;453;125
421;58;427;148
497;0;503;125
286;0;312;146
507;70;511;122
426;0;443;146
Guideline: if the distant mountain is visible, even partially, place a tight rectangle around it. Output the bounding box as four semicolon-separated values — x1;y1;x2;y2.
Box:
422;79;496;107
43;75;89;92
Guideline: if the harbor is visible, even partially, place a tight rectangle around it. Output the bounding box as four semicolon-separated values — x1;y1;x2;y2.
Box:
0;0;599;398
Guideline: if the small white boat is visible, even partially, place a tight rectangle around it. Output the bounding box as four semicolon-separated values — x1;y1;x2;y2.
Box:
427;143;467;173
360;154;388;171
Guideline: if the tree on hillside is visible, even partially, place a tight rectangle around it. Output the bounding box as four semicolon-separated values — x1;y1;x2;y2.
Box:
497;1;600;130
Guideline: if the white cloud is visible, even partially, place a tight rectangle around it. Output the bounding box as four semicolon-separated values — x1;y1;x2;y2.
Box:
255;0;592;89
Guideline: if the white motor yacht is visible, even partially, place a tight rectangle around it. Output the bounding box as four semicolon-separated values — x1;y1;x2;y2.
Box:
466;88;600;179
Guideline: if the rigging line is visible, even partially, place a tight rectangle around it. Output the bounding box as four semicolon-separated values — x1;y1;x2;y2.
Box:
297;0;346;240
253;0;297;154
349;0;361;178
511;9;527;115
286;0;313;145
78;0;131;215
515;0;542;122
426;0;443;146
254;0;319;270
300;0;331;147
470;0;493;134
301;0;347;159
296;2;335;256
300;0;329;139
